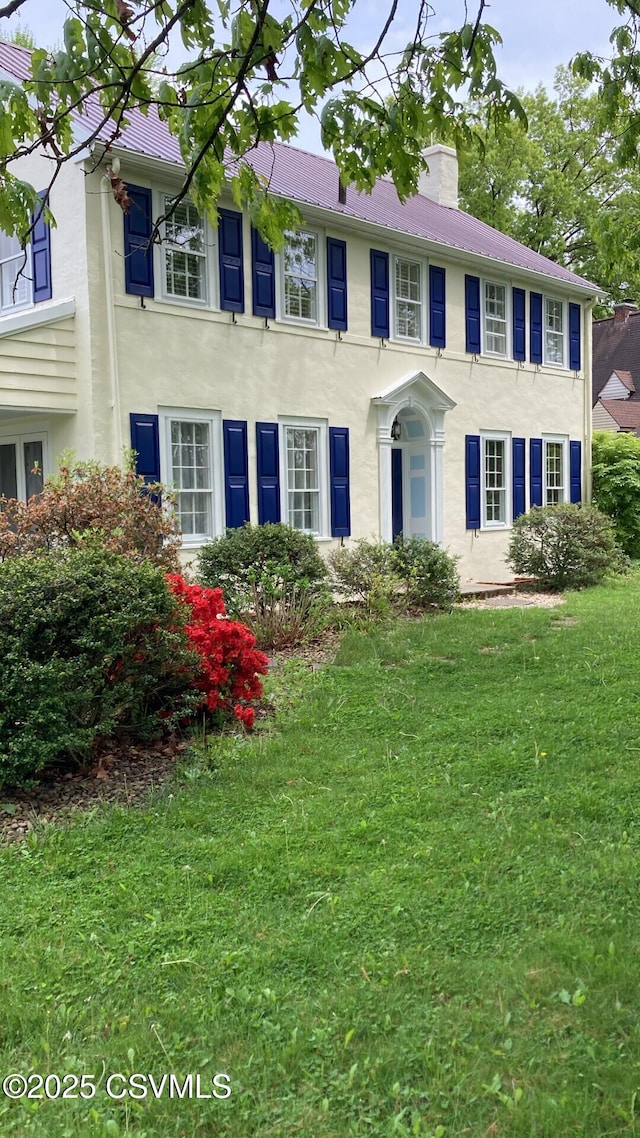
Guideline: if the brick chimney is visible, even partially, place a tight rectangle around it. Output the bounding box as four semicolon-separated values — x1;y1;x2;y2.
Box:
614;300;638;324
417;143;458;209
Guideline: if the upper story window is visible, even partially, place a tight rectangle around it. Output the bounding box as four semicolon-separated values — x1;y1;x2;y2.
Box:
482;433;510;527
394;256;423;341
483;281;508;357
544;297;564;366
0;231;31;314
282;230;319;323
163;197;207;303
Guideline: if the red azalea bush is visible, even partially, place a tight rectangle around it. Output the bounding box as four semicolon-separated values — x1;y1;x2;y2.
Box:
167;574;268;729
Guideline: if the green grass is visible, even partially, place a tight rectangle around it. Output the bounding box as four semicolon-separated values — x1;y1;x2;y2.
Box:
2;575;640;1136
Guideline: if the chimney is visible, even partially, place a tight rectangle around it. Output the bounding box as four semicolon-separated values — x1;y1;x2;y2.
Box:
614;299;638;324
417;143;458;209
338;177;347;205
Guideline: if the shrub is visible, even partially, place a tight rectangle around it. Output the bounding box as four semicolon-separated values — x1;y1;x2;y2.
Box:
592;430;640;557
328;539;397;616
167;575;269;728
391;536;460;608
197;523;329;647
507;503;626;590
0;550;201;788
0;452;180;570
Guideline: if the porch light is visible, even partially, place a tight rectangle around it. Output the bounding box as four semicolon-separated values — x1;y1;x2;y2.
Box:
390;417;401;441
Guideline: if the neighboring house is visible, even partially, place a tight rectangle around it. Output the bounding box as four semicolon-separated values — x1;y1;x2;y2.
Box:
593;303;640;435
0;40;597;583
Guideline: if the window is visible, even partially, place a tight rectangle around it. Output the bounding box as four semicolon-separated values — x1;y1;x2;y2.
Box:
163;197;207;302
544;297;565;366
483;281;507;356
280;418;328;535
482;433;510;527
160;411;222;543
544;438;567;505
0;432;45;500
0;231;31;314
282;230;319;322
394;256;423;341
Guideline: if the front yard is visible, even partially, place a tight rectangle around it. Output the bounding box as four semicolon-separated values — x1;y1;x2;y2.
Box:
1;574;639;1136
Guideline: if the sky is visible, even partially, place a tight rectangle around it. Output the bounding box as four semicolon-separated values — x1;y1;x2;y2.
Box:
3;0;624;152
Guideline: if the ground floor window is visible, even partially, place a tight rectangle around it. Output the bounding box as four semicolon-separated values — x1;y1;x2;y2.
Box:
280;418;328;535
544;437;567;505
0;432;45;500
482;432;510;527
160;410;222;542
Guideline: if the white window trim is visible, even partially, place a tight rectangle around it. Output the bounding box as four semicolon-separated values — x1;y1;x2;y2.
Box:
542;295;567;369
480;430;511;530
542;434;569;506
153;191;218;310
391;254;427;345
0;428;48;500
481;279;510;359
158;407;224;547
278;416;329;538
276;227;325;328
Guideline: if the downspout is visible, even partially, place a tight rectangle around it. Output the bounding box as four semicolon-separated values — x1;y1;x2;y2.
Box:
584;298;595;502
100;168;122;459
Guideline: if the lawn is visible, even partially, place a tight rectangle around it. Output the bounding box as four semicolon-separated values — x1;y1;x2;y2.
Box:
1;574;640;1137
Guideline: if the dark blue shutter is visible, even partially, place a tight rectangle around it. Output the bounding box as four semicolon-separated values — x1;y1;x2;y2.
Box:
513;287;526;361
465;434;481;529
570;440;582;503
218;209;244;313
124;185;154;297
329;427;351;537
251;227;275;318
370;249;389;338
129;413;160;484
327;237;348;331
392;448;403;540
429;265;446;348
256;422;280;524
465;275;481;354
530;438;543;507
223;419;249;528
31;192;52;303
569;303;581;371
513;437;526;519
530;292;543;364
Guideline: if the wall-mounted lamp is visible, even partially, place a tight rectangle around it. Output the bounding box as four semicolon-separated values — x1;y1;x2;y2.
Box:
390;417;401;441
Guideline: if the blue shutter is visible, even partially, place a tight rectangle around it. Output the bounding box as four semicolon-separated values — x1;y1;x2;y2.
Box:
329;426;351;537
512;437;526;519
392;448;403;540
465;275;481;354
129;413;160;484
465;434;481;529
218;209;244;313
530;438;543;507
569;303;581;371
327;237;348;331
370;249;389;338
124;185;154;297
31;192;52;303
256;422;280;524
513;287;526;361
530;292;543;364
223;419;249;528
570;440;582;503
251;227;275;318
429;264;446;348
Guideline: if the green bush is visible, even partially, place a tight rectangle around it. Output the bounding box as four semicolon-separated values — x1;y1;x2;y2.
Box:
392;536;460;608
0;550;200;788
197;524;329;646
328;537;459;614
507;503;626;590
592;430;640;557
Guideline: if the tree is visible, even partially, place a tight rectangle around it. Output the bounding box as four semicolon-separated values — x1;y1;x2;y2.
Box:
458;66;640;310
0;1;524;250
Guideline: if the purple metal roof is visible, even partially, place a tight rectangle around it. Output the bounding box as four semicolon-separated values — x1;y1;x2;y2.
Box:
0;39;597;291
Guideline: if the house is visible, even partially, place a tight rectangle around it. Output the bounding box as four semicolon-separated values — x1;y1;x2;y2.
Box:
0;40;597;584
593;302;640;435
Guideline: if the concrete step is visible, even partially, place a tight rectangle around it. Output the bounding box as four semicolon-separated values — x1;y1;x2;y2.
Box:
458;581;518;599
